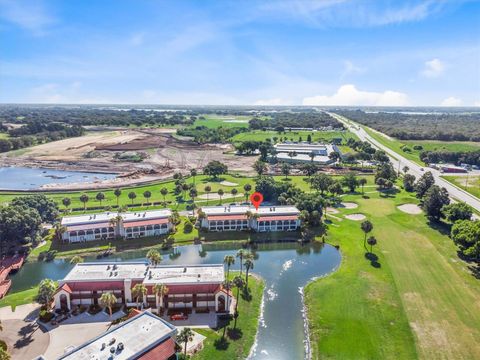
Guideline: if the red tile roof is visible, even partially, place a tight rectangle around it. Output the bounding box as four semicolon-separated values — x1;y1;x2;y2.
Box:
56;283;73;294
257;215;298;221
123;218;169;228
207;215;248;221
138;338;176;360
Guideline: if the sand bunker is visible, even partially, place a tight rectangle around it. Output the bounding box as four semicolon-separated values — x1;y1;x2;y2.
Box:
345;213;366;221
397;204;423;215
198;192;243;200
220;181;238;186
326;207;339;214
339;202;358;209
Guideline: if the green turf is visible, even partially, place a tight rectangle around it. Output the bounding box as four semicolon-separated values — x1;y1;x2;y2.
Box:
0;286;39;310
306;186;480;359
193;114;254;129
442;175;480;199
193;273;264;360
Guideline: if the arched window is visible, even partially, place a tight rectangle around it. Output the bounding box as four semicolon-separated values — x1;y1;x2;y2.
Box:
101;227;108;233
146;225;153;231
78;230;85;236
69;231;77;237
86;230;93;235
161;224;167;229
154;224;161;230
94;228;100;234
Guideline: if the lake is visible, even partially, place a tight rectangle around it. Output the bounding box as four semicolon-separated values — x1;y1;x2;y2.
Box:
0;166;116;190
9;242;341;360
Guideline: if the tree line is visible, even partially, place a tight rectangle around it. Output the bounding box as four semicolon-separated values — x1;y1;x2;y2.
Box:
335;109;480;141
419;150;480;166
249;112;343;130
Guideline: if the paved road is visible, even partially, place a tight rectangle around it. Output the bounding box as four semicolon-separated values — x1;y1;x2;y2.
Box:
329;112;480;212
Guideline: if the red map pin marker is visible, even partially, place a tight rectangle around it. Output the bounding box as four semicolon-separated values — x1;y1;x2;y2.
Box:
250;192;264;210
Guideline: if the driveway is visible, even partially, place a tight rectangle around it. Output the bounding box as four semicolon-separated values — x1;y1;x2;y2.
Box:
0;305;49;360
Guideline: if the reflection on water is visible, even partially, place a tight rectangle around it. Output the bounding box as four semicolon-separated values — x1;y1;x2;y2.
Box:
0;166;116;190
9;242;341;360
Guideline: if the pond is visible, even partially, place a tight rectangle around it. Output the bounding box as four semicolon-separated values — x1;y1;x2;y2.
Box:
9;242;341;360
0;166;116;190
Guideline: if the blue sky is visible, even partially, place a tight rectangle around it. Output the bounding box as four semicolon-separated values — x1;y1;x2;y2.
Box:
0;0;479;106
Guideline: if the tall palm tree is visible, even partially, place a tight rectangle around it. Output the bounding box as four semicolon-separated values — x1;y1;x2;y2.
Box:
231;188;238;201
236;249;248;275
361;220;373;249
53;223;67;242
244;258;254;286
96;192;105;206
217;189;224;203
128;191;137;205
190;168;197;185
143;191;151;206
114;188;122;206
131;284;147;309
223;279;233;313
223;255;235;279
367;236;377;253
177;327;194;357
243;184;252;202
79;193;89;211
146;249;162;266
160;187;168;206
99;292;117;317
204;185;211;205
153;283;168;313
359;178;367;195
233;275;245;329
62;197;71;210
181;183;189;201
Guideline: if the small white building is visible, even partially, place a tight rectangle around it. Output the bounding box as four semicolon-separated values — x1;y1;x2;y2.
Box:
272;142;341;164
199;205;301;232
61;209;173;243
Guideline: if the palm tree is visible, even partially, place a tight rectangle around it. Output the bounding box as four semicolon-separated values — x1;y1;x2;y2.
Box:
96;192;105;206
131;284;147;309
359;178;367;195
367;236;377;253
181;183;189;201
309;151;316;162
231;188;238;201
99;292;117;317
190;168;197;185
146;249;162;265
70;255;84;264
243;184;252;202
204;185;211;204
233;275;245;329
236;249;248;275
177;327;195;357
143;191;152;206
79;193;89;211
244;258;254;286
217;189;224;203
114;188;122;206
361;220;373;249
223;255;235;279
160;187;168;205
53;223;67;242
62;197;71;210
153;283;169;313
128;191;137;205
403;166;409;174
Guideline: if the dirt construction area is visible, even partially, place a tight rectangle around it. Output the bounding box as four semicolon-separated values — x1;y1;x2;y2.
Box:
0;128;257;189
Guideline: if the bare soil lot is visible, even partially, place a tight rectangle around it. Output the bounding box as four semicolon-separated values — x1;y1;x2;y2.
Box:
0;129;257;189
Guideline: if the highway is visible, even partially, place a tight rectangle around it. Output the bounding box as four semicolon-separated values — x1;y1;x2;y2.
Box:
329;112;480;213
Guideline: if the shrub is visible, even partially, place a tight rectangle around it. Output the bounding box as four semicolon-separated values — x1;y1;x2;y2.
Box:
88;304;103;315
0;340;7;352
413;145;423;150
183;221;193;233
39;309;54;323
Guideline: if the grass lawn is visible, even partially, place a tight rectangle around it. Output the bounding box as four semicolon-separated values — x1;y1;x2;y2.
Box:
193;273;264;360
193;114;254;129
0;286;39;310
362;126;480;166
443;174;480;199
307;186;480;359
230;129;358;144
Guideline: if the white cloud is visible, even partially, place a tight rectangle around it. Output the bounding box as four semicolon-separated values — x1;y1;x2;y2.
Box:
258;0;448;28
341;60;365;78
254;98;291;106
441;96;463;106
0;0;56;35
421;58;445;78
302;84;409;106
